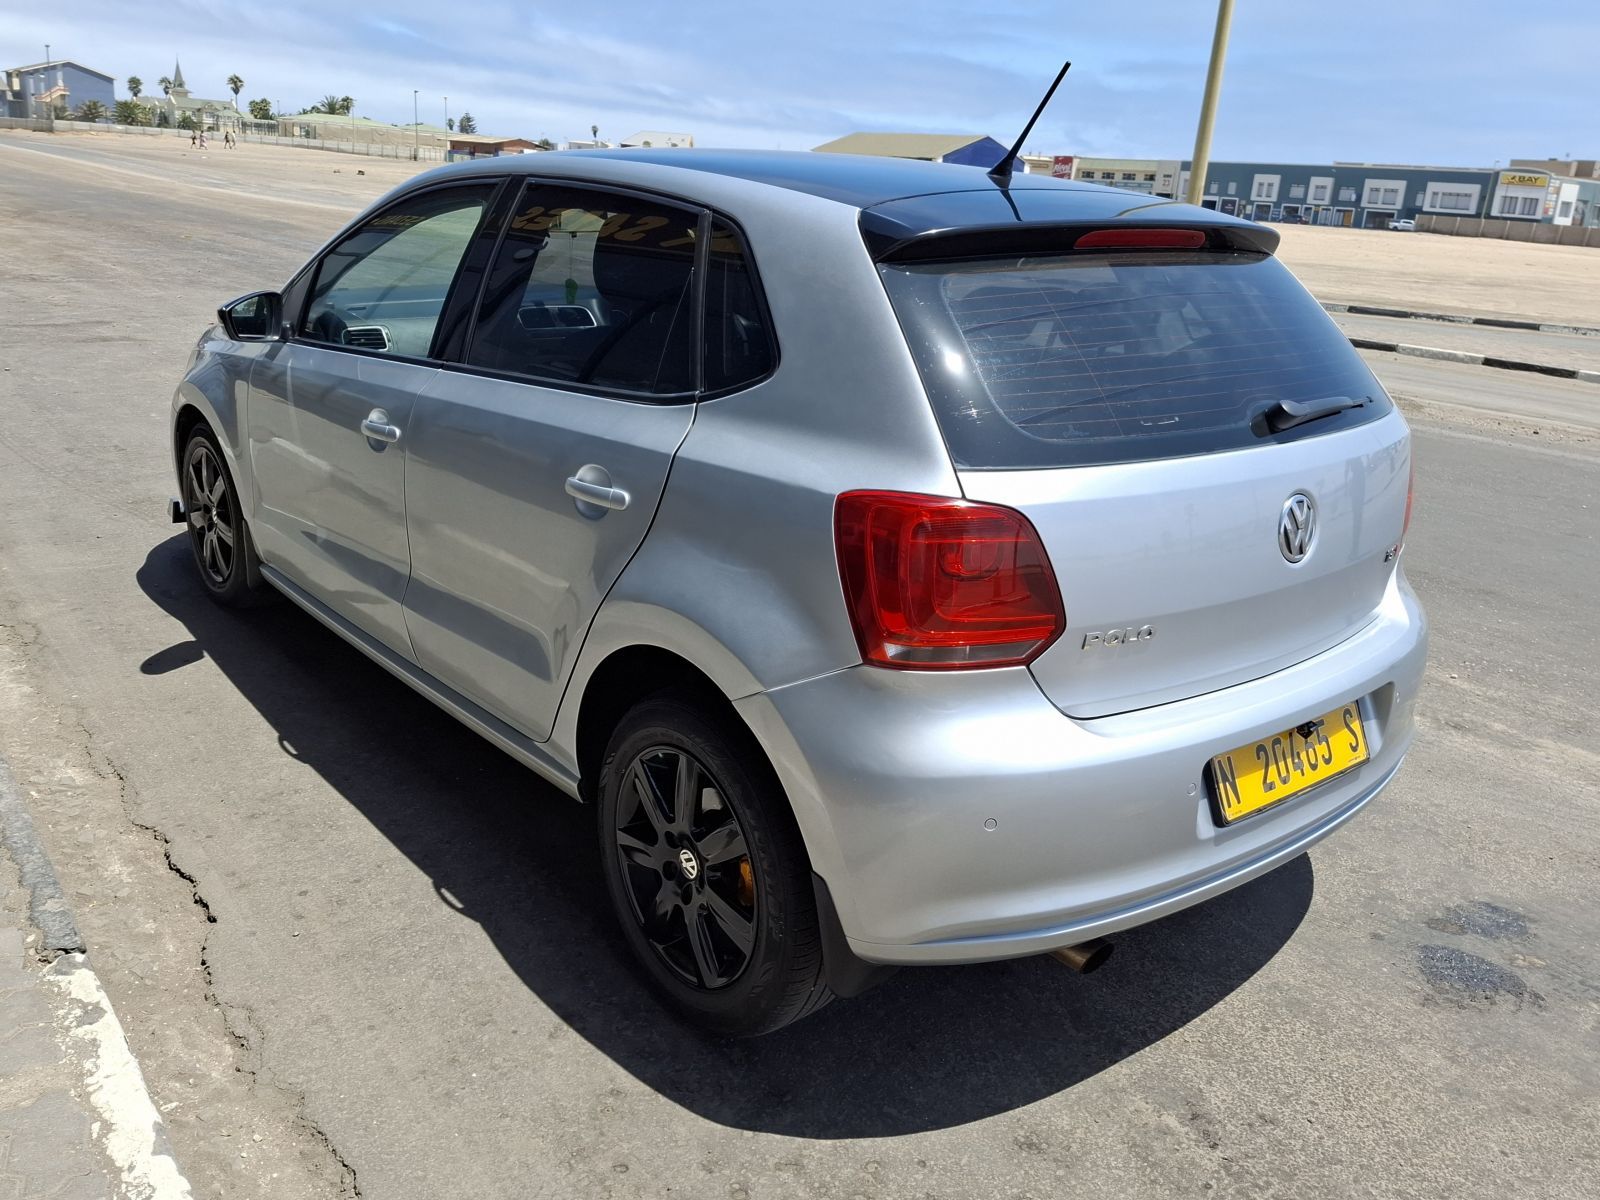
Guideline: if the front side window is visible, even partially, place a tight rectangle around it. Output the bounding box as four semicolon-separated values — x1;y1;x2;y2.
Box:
465;183;698;395
301;185;494;358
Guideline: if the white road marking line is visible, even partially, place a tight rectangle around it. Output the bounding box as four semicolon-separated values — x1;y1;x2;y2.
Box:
43;953;196;1199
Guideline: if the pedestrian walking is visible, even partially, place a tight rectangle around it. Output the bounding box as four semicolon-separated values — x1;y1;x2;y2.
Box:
197;129;207;150
223;130;234;149
190;129;197;148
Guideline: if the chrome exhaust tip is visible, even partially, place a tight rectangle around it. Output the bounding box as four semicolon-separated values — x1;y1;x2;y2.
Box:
1049;938;1113;974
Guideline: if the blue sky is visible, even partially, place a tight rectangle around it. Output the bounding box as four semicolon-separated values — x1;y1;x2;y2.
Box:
12;2;1590;165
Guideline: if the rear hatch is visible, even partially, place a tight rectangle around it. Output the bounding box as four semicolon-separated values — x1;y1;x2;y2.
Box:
876;216;1410;718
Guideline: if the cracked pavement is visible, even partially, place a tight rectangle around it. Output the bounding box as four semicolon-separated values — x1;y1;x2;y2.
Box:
1;131;1598;1198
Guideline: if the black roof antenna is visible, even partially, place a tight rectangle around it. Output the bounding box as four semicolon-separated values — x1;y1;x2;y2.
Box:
989;60;1072;187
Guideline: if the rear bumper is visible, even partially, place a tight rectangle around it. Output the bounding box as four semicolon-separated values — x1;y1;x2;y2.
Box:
735;570;1426;965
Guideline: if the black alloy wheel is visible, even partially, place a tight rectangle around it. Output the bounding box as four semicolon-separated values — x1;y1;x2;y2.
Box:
612;746;757;990
598;692;832;1036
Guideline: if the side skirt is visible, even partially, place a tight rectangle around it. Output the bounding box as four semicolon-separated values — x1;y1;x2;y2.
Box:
259;564;583;799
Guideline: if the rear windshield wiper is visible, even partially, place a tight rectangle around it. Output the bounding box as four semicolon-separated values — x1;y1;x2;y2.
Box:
1259;394;1368;434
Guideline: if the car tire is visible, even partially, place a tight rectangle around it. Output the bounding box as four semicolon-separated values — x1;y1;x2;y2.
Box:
181;425;272;607
598;690;833;1037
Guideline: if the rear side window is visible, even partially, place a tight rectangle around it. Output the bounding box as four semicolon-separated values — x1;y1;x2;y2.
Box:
465;183;698;396
880;251;1391;468
703;219;776;392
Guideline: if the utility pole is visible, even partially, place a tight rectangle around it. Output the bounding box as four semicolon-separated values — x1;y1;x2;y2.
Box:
1185;0;1235;206
42;43;51;123
444;95;449;133
413;89;419;161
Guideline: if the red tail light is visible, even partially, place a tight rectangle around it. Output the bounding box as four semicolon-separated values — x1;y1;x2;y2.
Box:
834;491;1065;670
1074;228;1207;251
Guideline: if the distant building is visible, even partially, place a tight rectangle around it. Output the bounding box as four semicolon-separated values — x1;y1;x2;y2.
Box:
813;132;1005;169
1023;155;1183;195
447;135;545;159
1017;152;1600;230
2;59;113;118
1176;161;1600;228
133;60;241;132
1509;158;1598;181
620;131;693;148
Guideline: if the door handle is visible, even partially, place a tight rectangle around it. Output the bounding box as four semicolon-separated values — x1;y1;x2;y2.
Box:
565;472;630;512
359;409;402;444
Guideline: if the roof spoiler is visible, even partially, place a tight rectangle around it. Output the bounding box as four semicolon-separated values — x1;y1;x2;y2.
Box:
863;217;1281;263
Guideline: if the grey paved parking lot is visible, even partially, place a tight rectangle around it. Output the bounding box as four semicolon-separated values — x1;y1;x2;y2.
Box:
1;133;1598;1199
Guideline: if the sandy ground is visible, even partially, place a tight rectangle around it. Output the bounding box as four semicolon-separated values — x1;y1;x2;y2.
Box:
11;127;1600;327
1274;223;1600;327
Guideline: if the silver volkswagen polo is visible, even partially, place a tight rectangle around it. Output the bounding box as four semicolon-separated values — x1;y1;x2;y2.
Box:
169;150;1426;1035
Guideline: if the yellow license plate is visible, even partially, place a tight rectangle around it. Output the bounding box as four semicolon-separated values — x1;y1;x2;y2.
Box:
1210;702;1369;824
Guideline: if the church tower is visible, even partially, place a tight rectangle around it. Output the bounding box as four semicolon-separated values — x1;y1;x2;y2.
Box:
170;59;188;100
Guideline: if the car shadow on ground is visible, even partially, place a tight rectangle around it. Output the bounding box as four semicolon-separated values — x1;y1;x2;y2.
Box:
138;534;1313;1138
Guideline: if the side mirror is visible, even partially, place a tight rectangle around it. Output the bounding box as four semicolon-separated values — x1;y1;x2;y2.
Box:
218;291;283;341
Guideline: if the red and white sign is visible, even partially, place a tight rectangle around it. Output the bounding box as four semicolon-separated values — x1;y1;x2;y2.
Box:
1051;155;1075;179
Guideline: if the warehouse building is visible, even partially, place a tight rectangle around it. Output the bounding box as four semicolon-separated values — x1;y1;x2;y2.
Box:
1174;161;1505;228
813;132;1008;168
1021;154;1599;229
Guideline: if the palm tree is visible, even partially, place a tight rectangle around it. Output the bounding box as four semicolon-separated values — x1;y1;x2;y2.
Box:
159;76;173;96
591;123;599;142
114;99;147;126
313;94;353;116
339;95;354;115
75;99;108;122
446;117;454;132
126;75;142;98
227;74;243;108
457;112;477;134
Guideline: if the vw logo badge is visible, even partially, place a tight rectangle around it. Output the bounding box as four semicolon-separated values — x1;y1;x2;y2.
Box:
678;848;700;881
1279;493;1315;563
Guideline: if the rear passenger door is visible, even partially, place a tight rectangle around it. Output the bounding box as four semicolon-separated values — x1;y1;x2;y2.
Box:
401;182;708;740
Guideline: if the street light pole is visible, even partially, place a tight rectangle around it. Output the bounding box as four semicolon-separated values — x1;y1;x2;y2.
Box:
444;95;449;133
413;89;419;161
1185;0;1235;206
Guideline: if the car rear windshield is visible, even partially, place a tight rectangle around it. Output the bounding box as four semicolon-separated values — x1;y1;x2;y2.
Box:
879;250;1392;469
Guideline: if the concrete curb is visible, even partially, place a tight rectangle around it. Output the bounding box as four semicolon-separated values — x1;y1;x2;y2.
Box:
1324;301;1600;339
1;750;197;1197
0;754;84;953
1348;337;1600;385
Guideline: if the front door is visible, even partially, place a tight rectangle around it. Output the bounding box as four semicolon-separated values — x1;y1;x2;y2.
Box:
247;182;498;654
402;181;708;739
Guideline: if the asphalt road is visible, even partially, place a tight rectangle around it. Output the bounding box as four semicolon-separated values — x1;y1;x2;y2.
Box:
2;134;1598;1200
